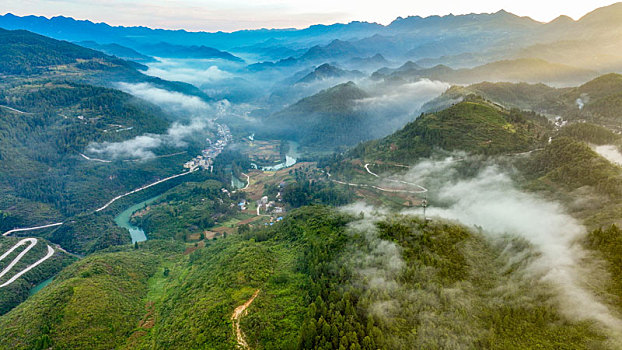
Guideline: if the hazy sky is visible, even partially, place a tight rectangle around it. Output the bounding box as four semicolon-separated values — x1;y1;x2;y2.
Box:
3;0;619;32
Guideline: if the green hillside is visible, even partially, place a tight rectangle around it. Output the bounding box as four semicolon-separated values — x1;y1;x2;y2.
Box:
422;82;565;112
526;137;622;198
352;97;551;162
425;74;622;127
0;241;184;350
129;180;243;241
0;28;141;75
0;81;173;224
0;236;75;315
0;206;608;349
0;28;210;100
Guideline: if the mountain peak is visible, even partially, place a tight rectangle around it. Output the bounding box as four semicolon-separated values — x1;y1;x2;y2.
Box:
548;14;574;24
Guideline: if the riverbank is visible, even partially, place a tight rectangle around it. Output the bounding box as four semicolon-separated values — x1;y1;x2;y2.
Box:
114;195;163;243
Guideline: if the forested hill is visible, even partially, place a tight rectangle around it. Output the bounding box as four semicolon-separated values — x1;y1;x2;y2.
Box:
0;28;210;99
0;28;143;75
0;206;608;349
423;73;622;127
260;82;372;149
0;81;173;227
350;96;552;162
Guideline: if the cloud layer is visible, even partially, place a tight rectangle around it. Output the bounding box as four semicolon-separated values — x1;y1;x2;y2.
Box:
87;119;210;159
402;157;622;335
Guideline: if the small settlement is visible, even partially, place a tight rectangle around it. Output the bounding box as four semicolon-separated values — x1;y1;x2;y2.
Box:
183;123;232;171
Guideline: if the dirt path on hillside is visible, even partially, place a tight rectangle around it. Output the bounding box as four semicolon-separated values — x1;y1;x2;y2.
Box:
231;289;260;349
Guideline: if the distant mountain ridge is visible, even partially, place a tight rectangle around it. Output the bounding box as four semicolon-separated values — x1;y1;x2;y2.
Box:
373;58;598;86
295;63;364;84
76;41;155;63
2;4;622;71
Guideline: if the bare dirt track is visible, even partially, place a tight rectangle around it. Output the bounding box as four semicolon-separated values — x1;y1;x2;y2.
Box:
231;289;260;349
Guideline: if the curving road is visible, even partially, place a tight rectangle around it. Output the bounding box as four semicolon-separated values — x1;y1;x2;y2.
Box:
3;170;196;236
0;238;55;288
240;173;250;191
232;173;250;194
364;163;428;193
328;164;428;195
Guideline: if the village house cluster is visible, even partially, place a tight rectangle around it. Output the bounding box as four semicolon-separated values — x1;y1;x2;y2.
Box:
183;123;232;171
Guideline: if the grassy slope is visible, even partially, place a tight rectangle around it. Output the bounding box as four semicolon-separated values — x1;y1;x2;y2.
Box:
0;241;184;350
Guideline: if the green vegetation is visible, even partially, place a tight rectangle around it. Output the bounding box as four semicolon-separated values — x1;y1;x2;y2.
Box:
129;180;243;241
0;206;611;349
423;81;565;112
0;236;75;315
557;122;621;145
0;28;140;75
261;82;377;150
0;240;185;350
526;137;622;198
0;27;209;99
360;217;602;349
0;81;175;223
281;170;354;208
352;97;551;162
585;225;622;311
50;213;130;254
429;73;622;128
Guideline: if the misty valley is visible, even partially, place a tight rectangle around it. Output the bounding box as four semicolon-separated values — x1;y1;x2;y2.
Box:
2;3;622;349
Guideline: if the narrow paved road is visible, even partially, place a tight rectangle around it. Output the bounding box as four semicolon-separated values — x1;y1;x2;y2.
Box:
0;238;55;288
364;163;428;193
232;173;250;194
232;289;260;349
4;170;196;236
79;153;112;163
0;105;31;114
241;173;250;190
95;169;195;212
328;164;428;195
3;223;63;237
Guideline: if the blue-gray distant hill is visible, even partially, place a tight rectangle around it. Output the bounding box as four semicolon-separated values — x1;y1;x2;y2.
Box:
76;41;155;63
373;58;598;86
295;64;364;84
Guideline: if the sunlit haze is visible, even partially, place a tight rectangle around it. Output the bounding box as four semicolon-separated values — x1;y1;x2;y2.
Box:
2;0;620;31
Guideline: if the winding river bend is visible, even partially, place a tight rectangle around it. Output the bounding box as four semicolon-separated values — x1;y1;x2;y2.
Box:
114;195;162;243
261;141;299;171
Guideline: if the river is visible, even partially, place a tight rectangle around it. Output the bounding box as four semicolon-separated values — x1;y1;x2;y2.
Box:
261;141;299;171
114;195;163;243
29;276;54;296
28;195;162;295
